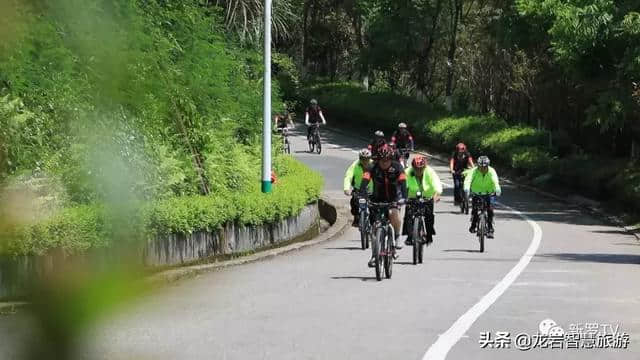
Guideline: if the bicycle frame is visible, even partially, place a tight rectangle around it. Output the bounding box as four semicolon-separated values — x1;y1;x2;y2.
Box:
407;196;433;243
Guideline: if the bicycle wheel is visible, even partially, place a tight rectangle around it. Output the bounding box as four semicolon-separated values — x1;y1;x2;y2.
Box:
315;133;322;154
418;218;427;264
478;213;486;253
412;219;420;265
384;225;393;279
374;227;383;281
359;212;367;250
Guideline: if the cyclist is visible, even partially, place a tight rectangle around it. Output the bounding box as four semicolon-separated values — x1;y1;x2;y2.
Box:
449;143;474;205
403;155;442;246
368;130;387;159
390;123;415;152
359;144;408;267
464;156;501;238
305;99;327;140
344;149;374;226
274;110;293;130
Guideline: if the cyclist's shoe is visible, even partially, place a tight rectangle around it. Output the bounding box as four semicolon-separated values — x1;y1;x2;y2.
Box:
352;216;359;227
469;224;477;233
426;235;433;245
488;225;495;238
394;238;403;250
368;257;376;268
405;236;414;246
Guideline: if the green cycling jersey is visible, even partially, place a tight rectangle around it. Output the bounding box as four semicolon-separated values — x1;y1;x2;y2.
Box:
405;166;443;199
343;159;373;193
463;166;502;195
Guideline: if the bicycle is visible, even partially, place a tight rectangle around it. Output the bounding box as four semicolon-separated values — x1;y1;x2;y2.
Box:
368;201;397;281
407;192;434;265
276;127;291;154
397;147;411;168
471;193;495;253
308;124;322;154
454;171;469;214
357;196;370;250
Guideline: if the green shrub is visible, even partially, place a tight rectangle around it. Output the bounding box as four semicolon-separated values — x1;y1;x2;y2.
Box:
2;157;323;257
511;147;552;175
305;83;640;215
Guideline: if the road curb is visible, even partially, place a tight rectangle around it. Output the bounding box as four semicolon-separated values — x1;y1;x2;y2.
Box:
325;125;639;241
0;302;28;314
147;197;351;285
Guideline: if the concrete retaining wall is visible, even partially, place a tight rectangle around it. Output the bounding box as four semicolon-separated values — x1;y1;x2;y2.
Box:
0;202;321;300
143;203;320;267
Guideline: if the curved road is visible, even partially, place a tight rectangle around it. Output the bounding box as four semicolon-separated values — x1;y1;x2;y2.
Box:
3;126;640;359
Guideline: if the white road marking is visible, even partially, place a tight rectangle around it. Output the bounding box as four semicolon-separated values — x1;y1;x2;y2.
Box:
422;182;543;360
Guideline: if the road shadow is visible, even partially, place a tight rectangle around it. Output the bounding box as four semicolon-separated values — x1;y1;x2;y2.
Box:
536;253;640;265
443;249;483;253
324;246;363;251
395;261;417;265
591;229;634;236
331;276;378;282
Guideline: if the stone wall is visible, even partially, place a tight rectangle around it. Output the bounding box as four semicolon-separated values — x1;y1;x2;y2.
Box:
0;202;322;300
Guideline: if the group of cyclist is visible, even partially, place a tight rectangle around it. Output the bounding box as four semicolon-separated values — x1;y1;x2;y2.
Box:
276;98;503;268
345;121;502;267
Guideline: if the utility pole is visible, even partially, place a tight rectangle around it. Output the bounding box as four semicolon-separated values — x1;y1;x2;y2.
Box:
262;0;272;193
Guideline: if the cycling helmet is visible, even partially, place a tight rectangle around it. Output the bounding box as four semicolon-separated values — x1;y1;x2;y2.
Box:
359;149;372;159
456;143;467;151
378;145;394;160
398;122;407;129
477;155;490;167
412;155;427;169
310;99;318;105
374;130;384;137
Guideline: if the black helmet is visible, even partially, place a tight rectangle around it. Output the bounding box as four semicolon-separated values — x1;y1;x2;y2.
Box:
378;145;394;160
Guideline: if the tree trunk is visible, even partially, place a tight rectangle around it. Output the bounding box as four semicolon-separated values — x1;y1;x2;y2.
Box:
302;1;312;73
445;0;462;113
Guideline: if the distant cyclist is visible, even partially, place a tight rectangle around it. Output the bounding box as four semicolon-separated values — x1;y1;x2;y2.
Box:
464;156;501;238
368;130;387;159
359;144;407;267
305;99;327;140
449;143;474;205
274;110;293;130
390;123;415;151
403;155;442;246
344;149;374;226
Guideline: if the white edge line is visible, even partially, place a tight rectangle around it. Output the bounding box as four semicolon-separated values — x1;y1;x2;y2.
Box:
422;188;543;360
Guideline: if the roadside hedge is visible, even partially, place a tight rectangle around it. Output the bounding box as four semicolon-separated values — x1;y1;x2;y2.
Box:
304;83;640;215
1;157;323;257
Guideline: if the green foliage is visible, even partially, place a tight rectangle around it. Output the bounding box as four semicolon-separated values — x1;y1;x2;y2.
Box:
3;205;109;257
2;157;323;256
302;83;446;133
315;83;640;215
511;147;552;174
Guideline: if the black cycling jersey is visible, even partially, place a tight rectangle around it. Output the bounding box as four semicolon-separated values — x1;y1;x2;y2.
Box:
305;106;323;124
359;161;408;202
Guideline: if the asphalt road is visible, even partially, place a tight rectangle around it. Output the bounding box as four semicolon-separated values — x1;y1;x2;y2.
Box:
2;125;640;360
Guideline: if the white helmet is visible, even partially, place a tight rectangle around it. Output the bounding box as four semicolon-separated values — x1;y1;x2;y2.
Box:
359;149;372;159
398;122;407;129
